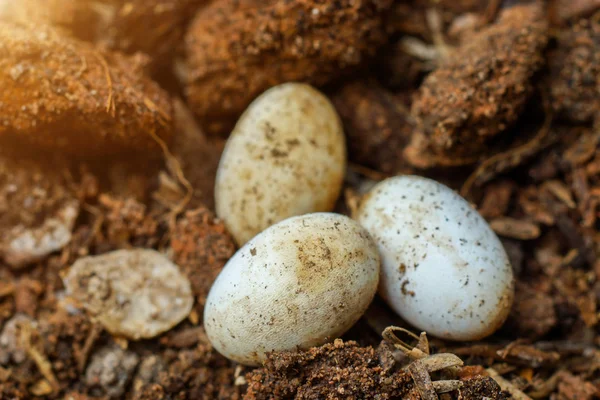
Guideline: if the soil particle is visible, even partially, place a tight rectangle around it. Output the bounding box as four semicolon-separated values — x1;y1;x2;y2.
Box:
331;79;415;174
0;384;27;400
93;194;160;252
169;207;236;316
85;343;139;399
457;376;510;399
406;4;548;167
0;314;35;365
14;278;43;317
548;12;600;124
132;355;167;396
490;217;541;240
0;158;79;269
478;180;515;219
505;282;557;339
556;371;598;399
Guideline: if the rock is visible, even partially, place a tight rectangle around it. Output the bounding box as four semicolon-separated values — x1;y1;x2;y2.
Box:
0;314;35;365
85;344;139;399
64;249;193;339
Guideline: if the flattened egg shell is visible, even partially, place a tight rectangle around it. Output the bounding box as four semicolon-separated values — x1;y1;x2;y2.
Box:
356;175;514;341
204;212;379;366
215;82;346;246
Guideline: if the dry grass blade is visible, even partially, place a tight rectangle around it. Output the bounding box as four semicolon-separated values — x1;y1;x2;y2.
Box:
408;359;438;400
461;104;553;198
490;217;541;240
383;326;430;358
19;323;59;394
77;324;103;372
0;282;14;297
487;367;533;400
432;380;463;393
146;127;193;227
95;52;115;117
419;353;464;373
544;180;576;208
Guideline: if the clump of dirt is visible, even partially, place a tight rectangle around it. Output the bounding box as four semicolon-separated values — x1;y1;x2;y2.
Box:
132;342;244;400
332;80;415;175
406;3;548;167
84;343;139;398
0;0;207;74
548;12;600;124
0;21;173;158
245;339;419;399
170;207;235;317
0;158;78;269
245;338;511;400
458;377;510;400
184;0;394;135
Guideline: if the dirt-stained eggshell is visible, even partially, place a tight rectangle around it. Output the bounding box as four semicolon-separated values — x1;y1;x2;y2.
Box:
356;175;514;341
64;249;193;340
204;213;379;366
215;83;346;246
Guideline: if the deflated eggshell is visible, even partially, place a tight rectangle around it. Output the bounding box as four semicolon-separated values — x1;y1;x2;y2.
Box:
215;83;346;246
64;249;193;340
204;212;379;366
356;175;514;341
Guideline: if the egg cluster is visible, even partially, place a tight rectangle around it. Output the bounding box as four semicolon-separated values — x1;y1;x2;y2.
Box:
206;82;515;365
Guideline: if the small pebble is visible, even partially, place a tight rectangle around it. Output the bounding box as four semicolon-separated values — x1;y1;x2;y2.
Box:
63;249;193;340
3;200;78;267
0;314;35;365
85;344;139;399
132;355;167;396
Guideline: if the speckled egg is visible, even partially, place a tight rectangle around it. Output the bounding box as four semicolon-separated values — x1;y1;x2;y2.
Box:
204;213;379;366
356;175;514;341
215;83;346;246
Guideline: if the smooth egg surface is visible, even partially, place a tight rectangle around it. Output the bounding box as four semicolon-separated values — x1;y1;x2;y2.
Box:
357;175;514;341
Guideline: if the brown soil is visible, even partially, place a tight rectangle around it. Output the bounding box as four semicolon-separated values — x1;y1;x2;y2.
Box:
0;21;173;159
184;0;394;135
1;1;600;399
407;3;548;167
0;0;208;75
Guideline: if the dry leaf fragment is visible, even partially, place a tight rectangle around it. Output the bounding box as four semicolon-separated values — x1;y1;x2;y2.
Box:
544;180;576;209
490;218;541;240
486;368;533;400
